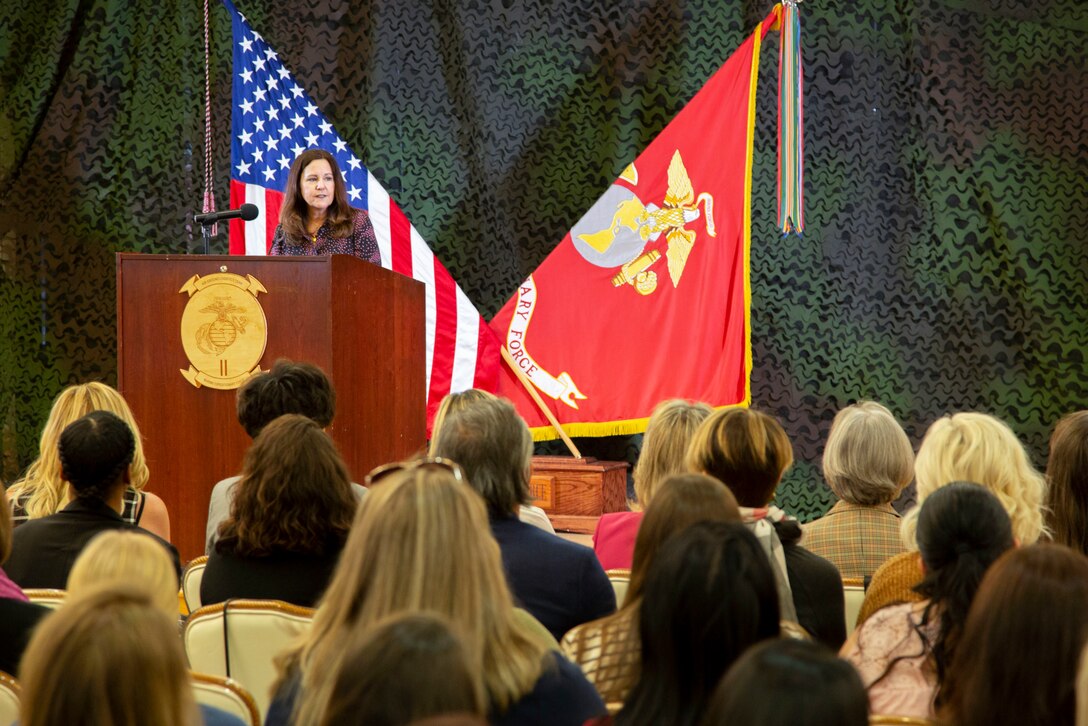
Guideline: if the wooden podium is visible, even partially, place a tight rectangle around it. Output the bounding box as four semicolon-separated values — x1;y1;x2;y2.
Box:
116;254;426;561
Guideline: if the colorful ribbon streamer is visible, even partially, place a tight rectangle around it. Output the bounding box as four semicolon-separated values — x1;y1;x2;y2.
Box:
777;0;805;236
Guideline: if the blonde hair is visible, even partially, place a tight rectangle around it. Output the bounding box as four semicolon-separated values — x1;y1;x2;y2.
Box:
285;465;551;724
0;489;12;564
428;389;497;455
19;585;197;726
686;408;794;508
633;400;713;509
8;382;150;519
822;401;914;506
67;531;179;619
902;412;1047;549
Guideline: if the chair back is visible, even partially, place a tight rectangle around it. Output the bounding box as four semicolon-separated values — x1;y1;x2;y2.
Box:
182;555;209;613
843;577;866;635
22;589;66;610
605;568;631;607
191;671;261;726
184;599;314;721
0;671;19;726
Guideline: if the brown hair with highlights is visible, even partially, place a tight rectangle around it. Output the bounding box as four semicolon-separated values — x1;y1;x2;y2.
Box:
686;408;794;507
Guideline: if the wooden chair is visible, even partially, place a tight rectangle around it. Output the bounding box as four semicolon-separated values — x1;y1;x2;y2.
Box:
22;589;66;609
182;555;209;613
605;568;631;607
191;672;261;726
870;716;933;725
0;671;19;726
184;599;314;720
843;576;866;635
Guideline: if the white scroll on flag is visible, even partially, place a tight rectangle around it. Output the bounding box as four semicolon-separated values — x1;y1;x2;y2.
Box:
223;0;499;422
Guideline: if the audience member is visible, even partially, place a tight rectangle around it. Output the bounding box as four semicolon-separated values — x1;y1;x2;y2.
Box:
67;530;180;619
1077;640;1088;726
940;544;1088;726
316;612;485;726
430;388;554;533
430;397;615;640
18;585;244;726
803;401;912;579
204;358;367;553
702;639;868;726
1046;410;1088;554
593;399;712;570
0;488;49;675
268;461;605;726
859;412;1046;624
7;381;170;540
610;521;781;726
562;473;740;704
202;414;356;607
841;482;1014;718
687;407;846;648
6;411;181;589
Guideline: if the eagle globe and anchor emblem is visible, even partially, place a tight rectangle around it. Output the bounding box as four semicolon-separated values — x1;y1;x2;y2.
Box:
571;149;716;295
179;269;268;389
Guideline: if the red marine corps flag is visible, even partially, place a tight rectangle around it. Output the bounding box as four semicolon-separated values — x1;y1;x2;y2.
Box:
490;7;790;438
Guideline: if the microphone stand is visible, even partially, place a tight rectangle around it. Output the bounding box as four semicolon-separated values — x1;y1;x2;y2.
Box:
199;220;214;255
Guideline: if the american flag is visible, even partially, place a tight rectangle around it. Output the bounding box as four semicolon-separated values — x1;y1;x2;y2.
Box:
224;0;499;422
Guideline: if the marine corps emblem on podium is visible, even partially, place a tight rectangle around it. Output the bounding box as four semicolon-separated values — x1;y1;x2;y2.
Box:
178;270;268;389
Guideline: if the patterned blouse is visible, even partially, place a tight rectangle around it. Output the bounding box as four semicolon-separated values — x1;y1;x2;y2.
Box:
841;601;940;719
269;207;381;264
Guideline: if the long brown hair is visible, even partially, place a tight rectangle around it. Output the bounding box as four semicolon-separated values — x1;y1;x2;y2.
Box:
317;612;485;726
941;544;1088;726
282;464;551;723
279;149;354;241
626;473;741;605
216;414;356;556
1047;411;1088;553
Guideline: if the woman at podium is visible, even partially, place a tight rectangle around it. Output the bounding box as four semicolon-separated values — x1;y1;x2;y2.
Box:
270;149;381;265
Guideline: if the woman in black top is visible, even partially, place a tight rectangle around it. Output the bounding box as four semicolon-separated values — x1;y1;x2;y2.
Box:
201;414;358;607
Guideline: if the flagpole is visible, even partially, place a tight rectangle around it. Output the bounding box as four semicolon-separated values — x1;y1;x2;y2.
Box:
500;346;582;459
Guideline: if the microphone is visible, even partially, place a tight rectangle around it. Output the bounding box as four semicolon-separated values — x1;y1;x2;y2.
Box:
194;204;259;225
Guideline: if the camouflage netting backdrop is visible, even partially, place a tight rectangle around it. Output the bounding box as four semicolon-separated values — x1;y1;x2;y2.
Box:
2;0;1086;519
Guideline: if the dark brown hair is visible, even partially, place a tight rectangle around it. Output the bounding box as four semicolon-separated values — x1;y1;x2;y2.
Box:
686;408;793;507
317;612;485;726
1046;411;1088;554
940;544;1088;726
236;358;336;439
627;473;741;605
216;414;356;556
279;149;354;241
617;522;780;726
